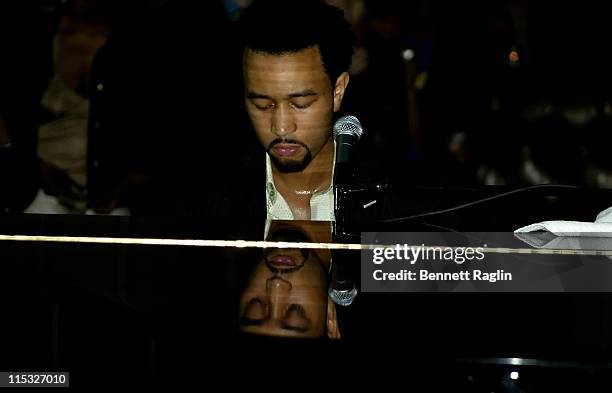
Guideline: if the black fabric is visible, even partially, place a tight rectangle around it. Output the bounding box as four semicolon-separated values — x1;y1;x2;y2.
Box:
87;0;248;214
0;1;54;212
181;145;267;222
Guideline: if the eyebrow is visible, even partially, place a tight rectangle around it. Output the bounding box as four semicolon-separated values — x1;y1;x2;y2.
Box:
247;92;271;100
240;298;268;326
240;316;266;327
281;323;310;333
240;315;310;333
281;304;312;333
240;299;313;333
247;90;318;100
288;90;318;98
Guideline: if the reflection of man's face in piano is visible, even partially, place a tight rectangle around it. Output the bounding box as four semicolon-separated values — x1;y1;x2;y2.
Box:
239;245;329;338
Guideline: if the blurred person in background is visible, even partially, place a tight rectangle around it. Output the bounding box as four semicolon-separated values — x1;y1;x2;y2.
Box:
24;0;114;214
430;1;528;186
2;0;245;215
340;1;423;172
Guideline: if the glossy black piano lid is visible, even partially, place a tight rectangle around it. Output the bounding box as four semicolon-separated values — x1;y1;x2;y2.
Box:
1;191;612;389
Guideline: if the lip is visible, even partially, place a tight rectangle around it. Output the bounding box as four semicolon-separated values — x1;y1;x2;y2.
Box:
269;255;298;268
273;144;301;157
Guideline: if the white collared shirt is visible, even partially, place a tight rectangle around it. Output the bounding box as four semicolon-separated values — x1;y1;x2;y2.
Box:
265;153;335;221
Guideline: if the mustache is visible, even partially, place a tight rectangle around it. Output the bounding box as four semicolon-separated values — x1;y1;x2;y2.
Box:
267;138;309;151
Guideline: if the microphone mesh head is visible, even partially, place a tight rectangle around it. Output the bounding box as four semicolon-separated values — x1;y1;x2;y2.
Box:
328;285;358;306
333;115;364;140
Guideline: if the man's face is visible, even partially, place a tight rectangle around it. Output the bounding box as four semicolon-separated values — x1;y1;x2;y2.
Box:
243;46;349;172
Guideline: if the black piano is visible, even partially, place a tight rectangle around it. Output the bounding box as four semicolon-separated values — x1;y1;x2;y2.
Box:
1;186;611;390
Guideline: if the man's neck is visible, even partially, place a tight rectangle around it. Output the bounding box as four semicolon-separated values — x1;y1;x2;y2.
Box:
271;137;334;201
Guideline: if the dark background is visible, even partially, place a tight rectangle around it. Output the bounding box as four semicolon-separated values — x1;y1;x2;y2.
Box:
1;1;612;390
1;0;611;214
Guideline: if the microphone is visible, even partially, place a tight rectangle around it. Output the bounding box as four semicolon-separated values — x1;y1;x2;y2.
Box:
329;115;364;307
333;115;364;165
328;258;358;306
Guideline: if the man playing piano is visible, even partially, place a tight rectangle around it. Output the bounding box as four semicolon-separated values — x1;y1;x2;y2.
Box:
193;0;356;221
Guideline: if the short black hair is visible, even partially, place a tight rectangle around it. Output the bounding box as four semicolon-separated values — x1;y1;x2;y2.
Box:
238;0;355;83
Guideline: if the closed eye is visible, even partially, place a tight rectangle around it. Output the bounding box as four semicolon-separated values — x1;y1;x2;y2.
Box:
251;100;275;111
282;304;311;333
241;298;269;326
291;102;313;110
290;96;317;110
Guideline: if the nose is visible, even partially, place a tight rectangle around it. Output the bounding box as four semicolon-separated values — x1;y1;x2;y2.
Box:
266;276;292;320
271;104;297;137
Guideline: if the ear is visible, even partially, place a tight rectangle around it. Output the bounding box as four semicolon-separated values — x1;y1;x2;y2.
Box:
332;72;350;113
326;297;341;340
